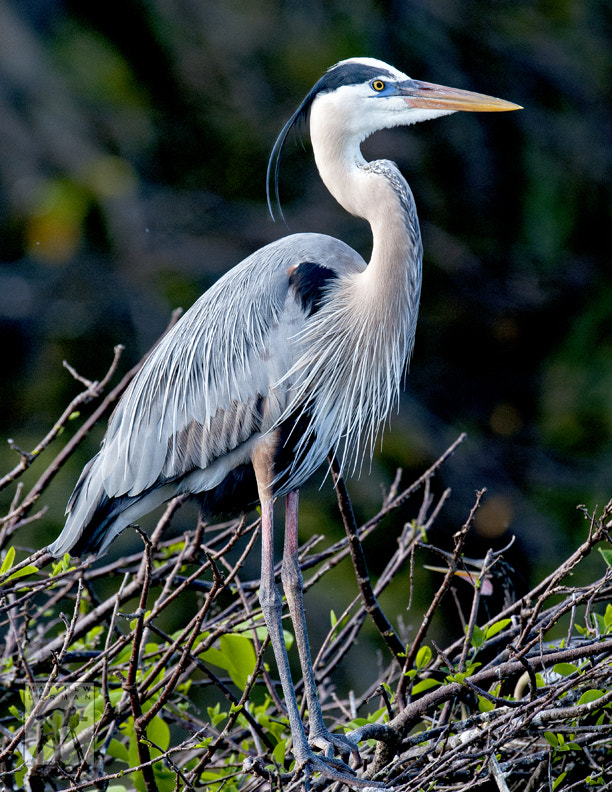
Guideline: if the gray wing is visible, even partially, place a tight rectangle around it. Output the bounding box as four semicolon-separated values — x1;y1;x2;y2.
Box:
49;232;366;557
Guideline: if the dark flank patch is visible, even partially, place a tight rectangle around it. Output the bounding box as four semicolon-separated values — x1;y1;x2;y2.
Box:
288;261;337;316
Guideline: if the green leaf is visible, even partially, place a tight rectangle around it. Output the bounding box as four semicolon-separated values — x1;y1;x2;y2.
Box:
415;646;432;669
4;565;38;585
107;738;129;763
207;703;227;727
470;624;485;648
272;739;287;765
478;695;494;713
0;546;16;576
412;678;440;695
147;715;170;754
604;603;612;633
553;662;578;677
553;772;567;790
598;547;612;568
544;731;559;748
50;554;74;576
485;618;512;639
219;633;257;689
577;689;604;706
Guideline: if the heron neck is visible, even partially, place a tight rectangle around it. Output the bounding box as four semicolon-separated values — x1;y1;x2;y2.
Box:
311;119;422;314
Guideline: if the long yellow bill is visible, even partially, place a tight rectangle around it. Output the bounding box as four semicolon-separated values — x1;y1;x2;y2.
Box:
401;79;521;112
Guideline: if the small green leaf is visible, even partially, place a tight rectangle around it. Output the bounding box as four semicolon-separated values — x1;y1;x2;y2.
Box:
553;772;567;790
577;689;604;706
50;554;74;576
598;547;612;568
107;738;129;763
544;731;559;748
220;633;257;689
206;703;227;727
485;618;512;639
330;610;337;628
0;546;16;576
553;662;578;677
7;565;38;582
412;678;440;695
415;646;432;669
272;739;287;765
478;695;494;713
470;624;485;648
147;716;170;754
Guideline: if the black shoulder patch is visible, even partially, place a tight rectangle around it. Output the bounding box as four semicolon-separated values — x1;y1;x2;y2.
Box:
289;261;337;316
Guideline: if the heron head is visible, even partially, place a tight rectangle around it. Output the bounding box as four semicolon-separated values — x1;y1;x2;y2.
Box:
312;57;520;136
267;57;520;219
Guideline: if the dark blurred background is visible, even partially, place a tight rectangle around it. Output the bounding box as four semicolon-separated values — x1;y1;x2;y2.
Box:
1;0;611;638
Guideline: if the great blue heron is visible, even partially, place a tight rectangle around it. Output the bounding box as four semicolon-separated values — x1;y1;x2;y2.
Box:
49;57;519;786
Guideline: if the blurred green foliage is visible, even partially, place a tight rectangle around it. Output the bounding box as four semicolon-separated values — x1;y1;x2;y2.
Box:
1;0;611;577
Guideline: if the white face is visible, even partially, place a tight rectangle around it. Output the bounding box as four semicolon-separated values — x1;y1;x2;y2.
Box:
312;59;455;144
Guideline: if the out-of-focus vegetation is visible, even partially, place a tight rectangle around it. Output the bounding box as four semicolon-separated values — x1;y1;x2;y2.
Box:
1;2;611;616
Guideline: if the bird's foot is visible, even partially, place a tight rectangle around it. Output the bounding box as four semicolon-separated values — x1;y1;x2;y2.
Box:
309;727;361;765
295;746;384;790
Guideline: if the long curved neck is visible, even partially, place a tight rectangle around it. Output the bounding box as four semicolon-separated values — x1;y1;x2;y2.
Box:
310;101;423;328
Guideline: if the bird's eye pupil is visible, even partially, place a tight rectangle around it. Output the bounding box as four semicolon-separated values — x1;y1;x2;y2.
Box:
372;80;386;92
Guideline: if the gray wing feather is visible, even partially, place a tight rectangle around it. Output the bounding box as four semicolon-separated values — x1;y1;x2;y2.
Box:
100;242;294;497
91;233;365;499
49;232;366;558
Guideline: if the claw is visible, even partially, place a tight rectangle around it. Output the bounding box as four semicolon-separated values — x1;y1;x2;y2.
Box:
296;748;385;789
309;729;361;766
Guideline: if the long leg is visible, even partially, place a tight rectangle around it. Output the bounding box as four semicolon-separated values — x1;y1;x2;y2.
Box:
281;490;360;764
258;496;311;757
253;443;380;787
259;494;377;784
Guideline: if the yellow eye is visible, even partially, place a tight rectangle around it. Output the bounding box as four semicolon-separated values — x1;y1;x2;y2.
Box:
371;80;386;92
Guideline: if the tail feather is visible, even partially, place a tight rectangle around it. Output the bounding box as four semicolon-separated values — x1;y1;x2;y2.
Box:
48;452;170;558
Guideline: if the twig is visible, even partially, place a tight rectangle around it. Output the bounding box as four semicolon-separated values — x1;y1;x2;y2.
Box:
329;454;405;663
395;489;485;704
